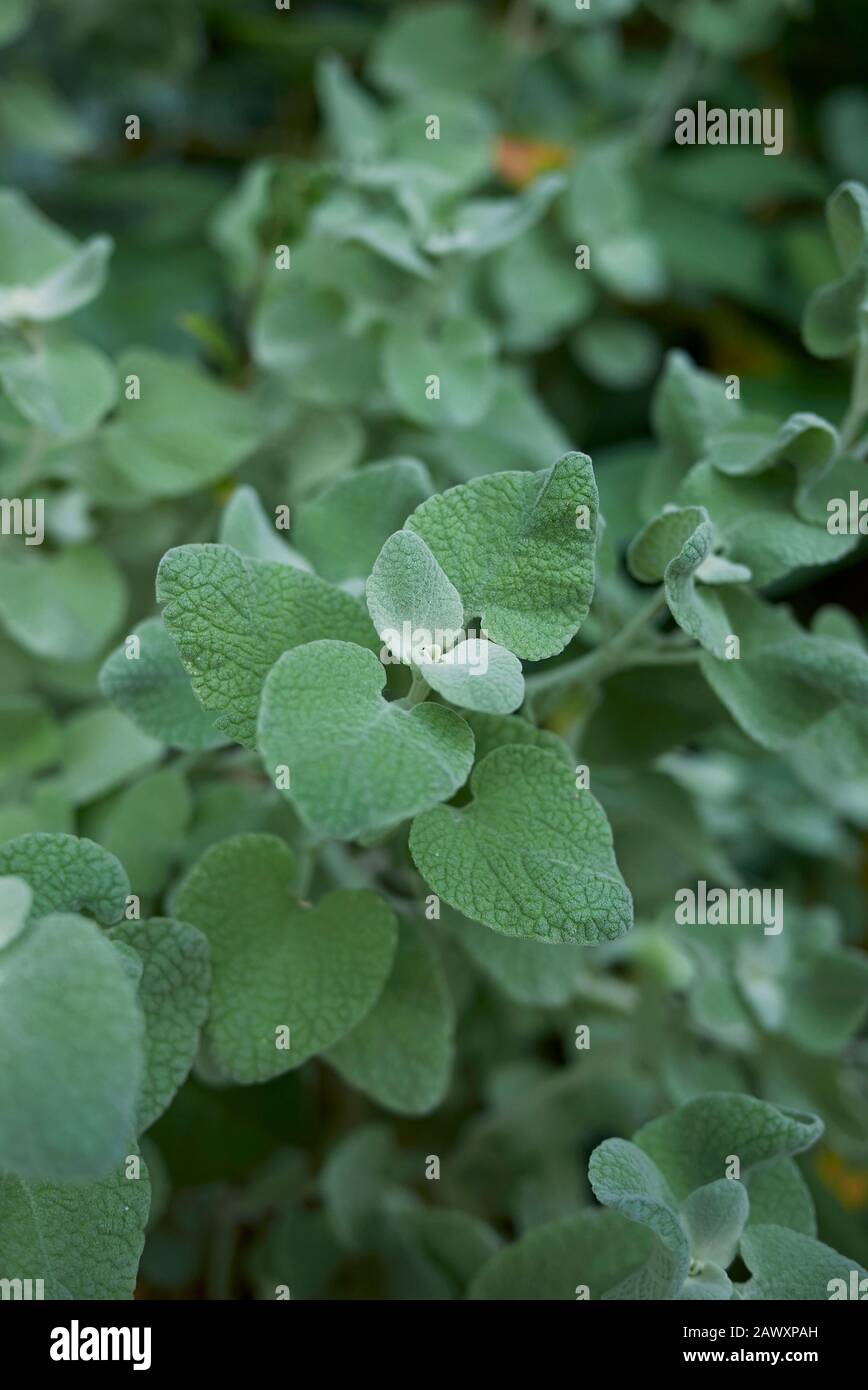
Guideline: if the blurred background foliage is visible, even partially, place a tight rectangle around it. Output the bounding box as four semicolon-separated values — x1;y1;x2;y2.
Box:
1;0;867;1297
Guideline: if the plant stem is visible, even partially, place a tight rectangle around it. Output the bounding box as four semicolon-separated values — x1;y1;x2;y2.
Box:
839;400;865;453
839;352;868;451
399;671;431;708
524;588;671;699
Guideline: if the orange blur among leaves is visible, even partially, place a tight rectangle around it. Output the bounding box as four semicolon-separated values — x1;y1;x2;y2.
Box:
495;136;572;189
816;1147;868;1210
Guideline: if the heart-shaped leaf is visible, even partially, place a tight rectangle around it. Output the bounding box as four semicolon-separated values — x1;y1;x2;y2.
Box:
366;529;464;664
172;834;398;1083
258;640;474;839
326;920;455;1114
406;452;598;660
156;543;376;747
409;745;633;944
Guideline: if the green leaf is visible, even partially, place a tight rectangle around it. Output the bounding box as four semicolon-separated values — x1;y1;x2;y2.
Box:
409;745;633;944
0;911;143;1179
460;710;572;767
316;54;385;162
803;181;868;358
0;338;116;435
388;93;495;192
406;453;598;661
172;835;397;1083
383;315;496;428
583;663;726;767
780;946;868;1056
156;543;376;747
427;175;564;259
628;505;750;657
588;1138;690;1296
294;458;432;583
218;485;311;570
0;1155;149;1299
681;1178;749;1269
456;912;589;1005
634;1094;823;1201
0;832;129;923
82;768;191;898
0;0;33;47
208;158;275;294
424;367;572;482
108;917;210;1132
385;1205;502;1298
0;542;126;661
739;1224;867;1300
369;3;507;98
679;460;858;585
742;1158;815;1236
0;190;111;322
420;639;525;715
0;873;31;947
628;505;714;584
320;1124;404;1250
704;411;839;513
364;531;525;712
0;76;90;159
646;349;734;505
491;224;596;352
366;530;464;663
469;1208;653;1300
258;640;475;839
251;264;344;378
699;591;868;751
49;706;162;804
561;143;665;302
0;693;60;779
326;920;455;1115
103;349;260;499
99;617;225;752
665;0;792;57
680;1262;733;1300
312;191;435;280
572;316;661;391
